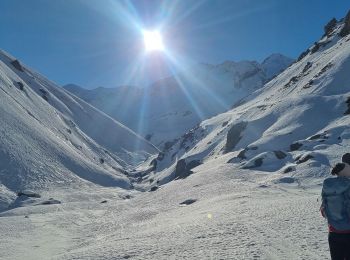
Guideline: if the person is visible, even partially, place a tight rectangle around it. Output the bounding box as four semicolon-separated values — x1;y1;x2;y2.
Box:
321;154;350;260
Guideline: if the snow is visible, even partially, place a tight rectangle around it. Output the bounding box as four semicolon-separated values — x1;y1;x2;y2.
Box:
1;11;350;260
0;50;158;210
0;160;330;260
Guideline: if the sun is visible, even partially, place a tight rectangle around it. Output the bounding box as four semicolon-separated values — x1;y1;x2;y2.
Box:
142;30;164;52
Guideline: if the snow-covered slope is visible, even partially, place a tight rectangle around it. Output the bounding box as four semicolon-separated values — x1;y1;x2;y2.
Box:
64;54;293;147
144;16;350;188
0;50;158;210
261;53;295;80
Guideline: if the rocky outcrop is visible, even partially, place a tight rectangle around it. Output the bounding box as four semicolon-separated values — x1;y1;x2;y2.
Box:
174;159;201;179
339;10;350;37
180;199;197;205
324;18;337;37
290;142;303;151
10;59;24;72
224;121;247;153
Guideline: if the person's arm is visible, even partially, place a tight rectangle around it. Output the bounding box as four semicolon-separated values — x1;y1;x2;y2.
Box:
320;199;326;218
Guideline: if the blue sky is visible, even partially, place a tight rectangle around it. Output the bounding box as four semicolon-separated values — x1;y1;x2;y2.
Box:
1;0;350;88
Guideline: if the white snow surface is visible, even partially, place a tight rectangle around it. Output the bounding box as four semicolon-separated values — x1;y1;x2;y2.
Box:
0;50;158;208
0;159;330;260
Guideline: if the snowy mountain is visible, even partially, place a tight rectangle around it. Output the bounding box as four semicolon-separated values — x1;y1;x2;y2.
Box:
261;53;295;80
143;15;350;189
64;54;293;147
1;10;350;260
0;50;158;210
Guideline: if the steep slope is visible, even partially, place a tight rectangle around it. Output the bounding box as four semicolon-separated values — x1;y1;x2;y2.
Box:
145;16;350;188
64;54;293;147
0;50;158;210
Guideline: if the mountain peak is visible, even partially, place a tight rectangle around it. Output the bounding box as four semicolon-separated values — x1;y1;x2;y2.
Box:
261;53;294;79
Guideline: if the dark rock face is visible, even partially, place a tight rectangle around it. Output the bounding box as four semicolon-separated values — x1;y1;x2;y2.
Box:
283;166;295;174
290;142;303;151
224;121;248;153
237;149;246;159
174;159;201;179
310;42;320;54
39;88;49;101
186;160;201;170
145;134;152;141
296;154;314;164
17;191;41;198
342;153;350;164
339;10;350;37
40;198;61;205
180;199;197;205
243;158;263;169
150;159;157;171
302;62;313;74
345;97;350;115
273;151;287;159
149;186;158;192
17;81;24;90
11;60;24;72
297;49;310;62
175;159;191;179
324;18;337;36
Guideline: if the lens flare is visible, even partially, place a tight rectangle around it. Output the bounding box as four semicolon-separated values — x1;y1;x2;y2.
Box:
143;30;164;52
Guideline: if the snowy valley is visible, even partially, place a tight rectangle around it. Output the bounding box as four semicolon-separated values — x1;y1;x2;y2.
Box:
0;9;350;260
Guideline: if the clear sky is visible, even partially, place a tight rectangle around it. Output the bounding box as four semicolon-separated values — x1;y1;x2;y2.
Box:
1;0;350;89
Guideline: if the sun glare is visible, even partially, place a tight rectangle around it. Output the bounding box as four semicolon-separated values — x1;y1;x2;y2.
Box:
143;30;164;52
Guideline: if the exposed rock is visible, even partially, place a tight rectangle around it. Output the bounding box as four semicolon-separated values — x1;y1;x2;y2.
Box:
11;60;24;72
290;142;303;151
243;158;263;169
273;150;287;159
163;139;177;152
258;184;269;188
145;134;153;141
237;149;247;159
39;88;49;101
149;186;158;192
17;81;24;90
339;10;350;37
297;49;310;62
345;97;350;115
224;121;248;153
222;121;228;127
310;42;320;54
186;160;201;170
302;62;312;74
150;159;157;171
17;191;41;198
315;63;333;77
283;166;295;174
175;159;191;179
324;18;337;36
296;154;314;164
180;199;197;205
101;200;108;203
40;198;61;205
276;177;295;184
157;152;165;161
